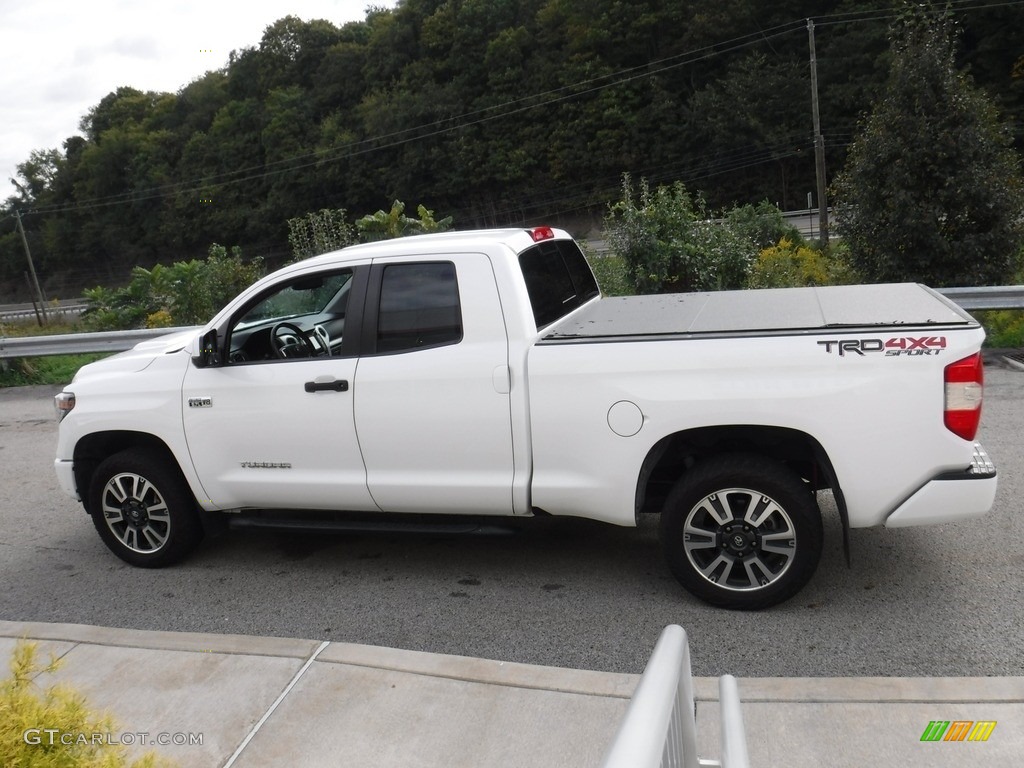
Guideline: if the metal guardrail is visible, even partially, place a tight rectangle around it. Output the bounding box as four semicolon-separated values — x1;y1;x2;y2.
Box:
0;300;89;322
601;625;750;768
0;326;199;360
936;285;1024;311
0;286;1020;361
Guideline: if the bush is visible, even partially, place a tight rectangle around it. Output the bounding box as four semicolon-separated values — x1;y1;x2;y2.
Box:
581;244;630;297
748;238;861;289
0;640;173;767
199;244;264;323
355;200;453;243
604;175;753;294
723;201;803;252
0;354;108;387
976;310;1024;348
286;208;357;261
81;244;263;330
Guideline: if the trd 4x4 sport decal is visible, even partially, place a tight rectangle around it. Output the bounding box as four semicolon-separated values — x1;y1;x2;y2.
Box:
817;336;947;357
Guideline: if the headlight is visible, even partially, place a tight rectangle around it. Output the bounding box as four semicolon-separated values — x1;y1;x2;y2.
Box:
54;392;75;422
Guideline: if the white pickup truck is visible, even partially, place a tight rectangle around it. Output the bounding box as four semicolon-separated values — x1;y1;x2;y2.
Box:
54;227;997;609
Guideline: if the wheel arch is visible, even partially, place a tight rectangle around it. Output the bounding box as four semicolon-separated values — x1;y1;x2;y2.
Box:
635;424;849;558
73;431;189;515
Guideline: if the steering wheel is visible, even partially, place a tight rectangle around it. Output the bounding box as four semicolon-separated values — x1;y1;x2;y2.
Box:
270;322;316;359
313;324;331;356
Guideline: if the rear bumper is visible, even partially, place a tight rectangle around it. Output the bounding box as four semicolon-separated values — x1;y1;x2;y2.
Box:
885;443;997;528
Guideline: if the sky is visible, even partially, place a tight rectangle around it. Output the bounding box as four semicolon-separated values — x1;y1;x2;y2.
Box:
0;1;395;199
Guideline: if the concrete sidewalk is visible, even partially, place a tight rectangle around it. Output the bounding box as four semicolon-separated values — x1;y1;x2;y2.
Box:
1;620;1021;767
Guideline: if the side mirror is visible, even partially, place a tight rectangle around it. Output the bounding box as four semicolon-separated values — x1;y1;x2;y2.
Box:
192;329;222;368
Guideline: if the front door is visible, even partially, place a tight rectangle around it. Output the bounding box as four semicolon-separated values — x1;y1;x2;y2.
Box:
182;266;378;512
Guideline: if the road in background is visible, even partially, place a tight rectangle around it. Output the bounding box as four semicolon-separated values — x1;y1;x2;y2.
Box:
1;362;1021;678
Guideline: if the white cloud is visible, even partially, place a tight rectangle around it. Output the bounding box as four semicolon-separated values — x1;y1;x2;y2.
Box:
1;0;388;193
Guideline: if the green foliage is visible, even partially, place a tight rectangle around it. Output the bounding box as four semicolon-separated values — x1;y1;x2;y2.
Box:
0;320;107;387
723;201;804;252
976;310;1024;348
0;640;173;767
2;2;1022;291
202;244;264;321
82;244;262;330
686;53;811;206
973;255;1024;346
10;149;64;202
833;8;1024;287
0;354;108;388
355;201;453;242
748;238;860;289
581;247;630;297
286;209;357;261
604;175;754;294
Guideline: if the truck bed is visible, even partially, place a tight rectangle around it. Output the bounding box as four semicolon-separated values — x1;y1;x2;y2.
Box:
542;283;976;342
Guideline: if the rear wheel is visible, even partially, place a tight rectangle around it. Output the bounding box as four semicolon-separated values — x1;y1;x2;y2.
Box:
660;454;823;609
89;449;203;567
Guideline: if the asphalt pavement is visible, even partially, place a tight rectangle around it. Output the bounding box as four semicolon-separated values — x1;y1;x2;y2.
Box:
1;364;1023;678
1;357;1023;766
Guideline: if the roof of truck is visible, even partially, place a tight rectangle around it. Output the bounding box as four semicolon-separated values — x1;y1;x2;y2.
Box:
302;227;572;267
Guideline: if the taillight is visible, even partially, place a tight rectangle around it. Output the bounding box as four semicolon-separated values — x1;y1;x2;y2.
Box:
944;353;983;440
530;226;555;242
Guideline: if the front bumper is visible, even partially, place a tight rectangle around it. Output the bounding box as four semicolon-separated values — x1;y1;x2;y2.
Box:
885;443;997;528
54;459;80;502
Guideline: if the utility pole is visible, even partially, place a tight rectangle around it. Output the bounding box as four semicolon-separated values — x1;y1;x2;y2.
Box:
15;209;48;325
807;19;829;247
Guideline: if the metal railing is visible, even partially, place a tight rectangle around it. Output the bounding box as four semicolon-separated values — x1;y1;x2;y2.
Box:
1;286;1021;361
0;300;89;323
936;285;1024;311
601;625;750;768
0;326;199;360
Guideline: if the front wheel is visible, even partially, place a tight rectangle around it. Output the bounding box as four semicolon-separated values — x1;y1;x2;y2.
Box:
88;449;203;568
660;454;823;609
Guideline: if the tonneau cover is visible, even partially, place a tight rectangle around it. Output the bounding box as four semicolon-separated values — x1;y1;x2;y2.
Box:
543;283;974;341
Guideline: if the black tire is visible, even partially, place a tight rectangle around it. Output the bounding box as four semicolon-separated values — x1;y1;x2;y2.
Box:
88;449;203;568
660;454;823;610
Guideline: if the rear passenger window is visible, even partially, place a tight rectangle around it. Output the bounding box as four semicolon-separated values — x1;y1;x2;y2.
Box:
376;262;462;353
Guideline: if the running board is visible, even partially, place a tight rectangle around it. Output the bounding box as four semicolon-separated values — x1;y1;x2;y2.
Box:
227;514;520;537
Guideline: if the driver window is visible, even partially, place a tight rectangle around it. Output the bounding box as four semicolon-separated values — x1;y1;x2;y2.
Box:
227;269;353;363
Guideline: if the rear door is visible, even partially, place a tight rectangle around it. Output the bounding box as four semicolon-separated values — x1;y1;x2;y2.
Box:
354;254;515;514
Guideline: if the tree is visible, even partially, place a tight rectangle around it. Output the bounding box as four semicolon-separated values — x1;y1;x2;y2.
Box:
10;149;64;203
833;8;1024;287
5;2;1024;303
686;53;813;209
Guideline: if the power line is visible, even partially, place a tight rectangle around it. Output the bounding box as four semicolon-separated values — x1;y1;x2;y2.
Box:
15;0;1023;220
23;23;811;216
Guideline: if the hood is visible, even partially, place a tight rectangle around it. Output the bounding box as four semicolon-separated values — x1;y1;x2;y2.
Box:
72;328;201;382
